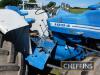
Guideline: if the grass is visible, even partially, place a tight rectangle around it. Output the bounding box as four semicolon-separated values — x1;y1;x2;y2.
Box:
69;8;88;14
50;68;61;75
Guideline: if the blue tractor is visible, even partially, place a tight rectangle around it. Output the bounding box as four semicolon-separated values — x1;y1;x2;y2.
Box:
26;4;100;71
4;4;100;74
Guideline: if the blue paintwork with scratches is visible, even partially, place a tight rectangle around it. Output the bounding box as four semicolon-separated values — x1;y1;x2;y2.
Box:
26;40;55;70
47;8;100;39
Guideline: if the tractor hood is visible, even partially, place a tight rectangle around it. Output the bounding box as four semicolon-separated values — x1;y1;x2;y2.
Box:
47;9;100;39
0;9;28;34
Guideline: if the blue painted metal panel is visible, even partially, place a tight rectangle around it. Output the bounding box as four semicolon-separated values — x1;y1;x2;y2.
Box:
47;9;100;39
52;33;66;45
5;6;28;16
25;18;35;24
48;25;100;39
48;10;100;27
54;45;85;60
26;40;55;70
5;6;35;24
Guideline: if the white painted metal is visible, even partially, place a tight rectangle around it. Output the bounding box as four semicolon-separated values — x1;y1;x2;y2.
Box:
0;9;28;34
20;2;49;36
25;9;49;36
